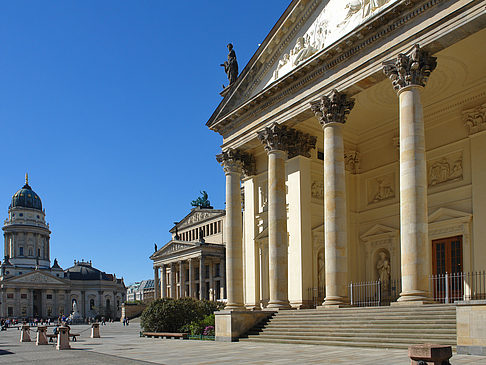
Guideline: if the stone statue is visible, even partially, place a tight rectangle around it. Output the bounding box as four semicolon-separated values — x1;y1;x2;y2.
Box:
220;43;238;86
209;288;214;301
154;243;157;252
191;191;212;208
376;252;391;291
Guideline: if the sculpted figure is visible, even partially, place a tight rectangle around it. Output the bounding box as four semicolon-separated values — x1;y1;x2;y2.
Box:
220;43;238;85
376;252;391;291
291;36;317;67
373;178;394;202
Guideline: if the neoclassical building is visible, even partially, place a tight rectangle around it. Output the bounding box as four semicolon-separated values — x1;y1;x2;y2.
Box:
150;206;226;301
207;0;486;310
0;176;126;319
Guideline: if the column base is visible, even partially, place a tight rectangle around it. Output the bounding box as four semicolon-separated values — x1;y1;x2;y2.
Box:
396;290;433;304
225;303;246;311
266;300;292;310
319;296;349;308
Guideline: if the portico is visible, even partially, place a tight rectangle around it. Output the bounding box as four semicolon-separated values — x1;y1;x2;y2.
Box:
207;0;486;318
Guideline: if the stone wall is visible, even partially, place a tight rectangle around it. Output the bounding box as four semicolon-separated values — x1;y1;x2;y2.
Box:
121;303;147;321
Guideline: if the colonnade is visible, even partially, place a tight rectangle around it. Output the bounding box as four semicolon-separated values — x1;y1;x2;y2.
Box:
218;44;437;309
154;257;226;301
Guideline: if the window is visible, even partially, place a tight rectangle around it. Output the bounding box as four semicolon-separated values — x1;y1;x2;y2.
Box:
215;263;221;277
90;299;95;310
38;248;40;257
19;247;24;256
19;213;23;217
318;150;324;160
18;272;22;275
8;307;13;316
117;300;120;311
37;215;40;219
21;294;27;299
205;265;210;278
7;293;13;299
47;294;52;299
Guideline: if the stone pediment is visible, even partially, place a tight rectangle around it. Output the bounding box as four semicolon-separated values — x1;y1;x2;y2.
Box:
428;208;472;224
177;209;224;230
208;0;400;130
152;241;197;259
6;270;68;285
361;224;398;241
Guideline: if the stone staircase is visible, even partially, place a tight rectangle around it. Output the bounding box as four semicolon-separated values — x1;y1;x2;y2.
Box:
240;305;457;349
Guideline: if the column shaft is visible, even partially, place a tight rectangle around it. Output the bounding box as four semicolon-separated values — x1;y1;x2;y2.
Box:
224;170;244;309
169;263;175;298
188;259;193;298
154;267;160;299
323;123;348;306
199;256;205;300
397;86;431;301
267;150;291;309
161;265;167;299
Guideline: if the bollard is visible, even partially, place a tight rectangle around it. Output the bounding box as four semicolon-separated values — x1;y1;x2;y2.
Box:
409;344;452;365
20;325;31;342
36;326;48;345
56;326;70;350
91;322;100;338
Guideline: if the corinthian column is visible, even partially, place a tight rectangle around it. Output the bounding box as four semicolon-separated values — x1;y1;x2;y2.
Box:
383;44;437;303
258;123;310;309
311;90;355;306
216;148;254;310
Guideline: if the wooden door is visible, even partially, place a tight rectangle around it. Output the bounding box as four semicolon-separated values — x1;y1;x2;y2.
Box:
432;236;463;301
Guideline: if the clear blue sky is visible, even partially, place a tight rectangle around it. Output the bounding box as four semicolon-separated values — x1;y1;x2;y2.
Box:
0;1;289;284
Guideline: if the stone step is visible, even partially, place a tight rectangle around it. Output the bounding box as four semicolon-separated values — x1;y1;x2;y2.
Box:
264;319;456;327
272;310;456;318
245;333;456;343
247;330;456;340
251;327;456;336
239;337;457;350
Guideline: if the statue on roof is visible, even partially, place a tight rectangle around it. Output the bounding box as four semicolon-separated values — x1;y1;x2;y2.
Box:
220;43;238;87
191;191;212;209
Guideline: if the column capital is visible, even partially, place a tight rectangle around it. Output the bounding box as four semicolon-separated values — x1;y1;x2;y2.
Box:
383;44;437;93
257;122;316;158
216;148;255;176
310;89;355;127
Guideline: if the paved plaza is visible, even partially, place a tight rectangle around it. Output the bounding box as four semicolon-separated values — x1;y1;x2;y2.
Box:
0;322;485;364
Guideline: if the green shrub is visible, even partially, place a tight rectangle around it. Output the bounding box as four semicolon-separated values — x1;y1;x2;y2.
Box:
184;314;215;335
141;298;223;333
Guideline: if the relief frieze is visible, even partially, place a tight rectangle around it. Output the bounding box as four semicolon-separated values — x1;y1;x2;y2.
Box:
367;173;395;204
428;152;463;187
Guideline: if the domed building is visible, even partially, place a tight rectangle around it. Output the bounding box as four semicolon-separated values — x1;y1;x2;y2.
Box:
0;175;126;320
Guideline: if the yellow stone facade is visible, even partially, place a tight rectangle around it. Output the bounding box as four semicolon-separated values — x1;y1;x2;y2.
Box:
208;0;486;310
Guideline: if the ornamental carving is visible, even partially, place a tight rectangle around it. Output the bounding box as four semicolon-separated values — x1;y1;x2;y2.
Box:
428;152;463;187
463;103;486;136
382;44;437;92
311;180;324;200
216;148;256;176
257;123;316;158
344;151;360;174
310;89;355;126
367;173;395;204
269;0;395;84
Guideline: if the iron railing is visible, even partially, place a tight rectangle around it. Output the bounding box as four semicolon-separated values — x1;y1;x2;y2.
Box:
307;287;325;309
348;279;401;307
429;271;486;303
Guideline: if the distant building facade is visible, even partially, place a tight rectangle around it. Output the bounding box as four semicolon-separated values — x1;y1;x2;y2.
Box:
126;279;154;302
150;206;226;301
0;176;126;319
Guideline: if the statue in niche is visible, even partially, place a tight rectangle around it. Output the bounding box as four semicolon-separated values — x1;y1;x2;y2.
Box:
372;178;394;203
220;43;238;86
317;250;325;290
376;251;391;291
209;288;214;301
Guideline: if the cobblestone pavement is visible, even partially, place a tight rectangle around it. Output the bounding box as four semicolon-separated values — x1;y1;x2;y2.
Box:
0;322;485;364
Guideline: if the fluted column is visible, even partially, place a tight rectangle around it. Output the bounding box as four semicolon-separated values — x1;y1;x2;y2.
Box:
216;149;254;310
153;267;160;299
161;265;167;298
311;90;355;306
383;44;437;302
179;260;185;297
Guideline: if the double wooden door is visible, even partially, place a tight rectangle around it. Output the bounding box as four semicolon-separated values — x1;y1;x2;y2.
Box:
432;236;463;301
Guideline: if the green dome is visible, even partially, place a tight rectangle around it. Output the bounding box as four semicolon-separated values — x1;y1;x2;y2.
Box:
10;177;43;211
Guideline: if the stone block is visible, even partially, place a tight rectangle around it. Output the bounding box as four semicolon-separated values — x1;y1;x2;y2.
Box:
20;325;31;342
56;326;71;350
456;301;486;355
215;310;275;342
408;344;452;365
36;326;48;345
91;322;100;338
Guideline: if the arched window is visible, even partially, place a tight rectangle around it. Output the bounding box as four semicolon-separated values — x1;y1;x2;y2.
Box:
38;248;41;257
29;248;33;256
